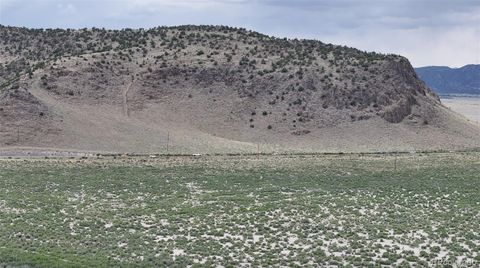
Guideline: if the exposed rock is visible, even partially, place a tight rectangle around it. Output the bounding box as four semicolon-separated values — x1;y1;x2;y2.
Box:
0;25;478;153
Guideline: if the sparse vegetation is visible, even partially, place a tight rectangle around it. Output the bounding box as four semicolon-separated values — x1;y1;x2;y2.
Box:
0;25;476;153
0;152;478;267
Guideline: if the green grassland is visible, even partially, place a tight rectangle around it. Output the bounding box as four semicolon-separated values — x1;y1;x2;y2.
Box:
0;152;479;267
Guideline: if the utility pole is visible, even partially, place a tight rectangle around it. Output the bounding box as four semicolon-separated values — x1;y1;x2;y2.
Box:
166;131;170;153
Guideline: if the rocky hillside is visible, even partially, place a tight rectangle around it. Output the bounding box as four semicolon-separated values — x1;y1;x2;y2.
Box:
1;25;478;153
415;65;480;95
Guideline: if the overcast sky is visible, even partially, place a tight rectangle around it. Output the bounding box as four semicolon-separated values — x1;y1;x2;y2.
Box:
1;0;479;67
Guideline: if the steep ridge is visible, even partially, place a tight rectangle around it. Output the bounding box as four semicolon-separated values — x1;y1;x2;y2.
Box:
0;25;479;153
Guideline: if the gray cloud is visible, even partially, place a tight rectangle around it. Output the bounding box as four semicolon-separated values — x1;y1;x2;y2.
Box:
0;0;478;67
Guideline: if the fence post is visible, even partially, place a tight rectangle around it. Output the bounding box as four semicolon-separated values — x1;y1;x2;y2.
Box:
394;153;397;172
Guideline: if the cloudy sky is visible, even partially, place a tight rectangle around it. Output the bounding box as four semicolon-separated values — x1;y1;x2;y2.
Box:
0;0;479;67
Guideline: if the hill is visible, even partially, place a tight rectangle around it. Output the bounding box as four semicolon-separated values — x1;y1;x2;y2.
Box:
1;25;479;154
415;65;480;95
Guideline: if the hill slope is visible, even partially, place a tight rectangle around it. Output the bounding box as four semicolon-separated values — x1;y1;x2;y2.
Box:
415;65;480;95
1;25;479;153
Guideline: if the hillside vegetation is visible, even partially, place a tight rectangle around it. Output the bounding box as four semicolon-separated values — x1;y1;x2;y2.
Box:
0;25;479;153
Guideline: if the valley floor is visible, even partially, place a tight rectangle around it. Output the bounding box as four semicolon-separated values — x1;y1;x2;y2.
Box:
441;96;480;124
0;152;479;267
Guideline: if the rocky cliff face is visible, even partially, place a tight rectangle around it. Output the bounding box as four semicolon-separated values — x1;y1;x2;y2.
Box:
1;25;476;153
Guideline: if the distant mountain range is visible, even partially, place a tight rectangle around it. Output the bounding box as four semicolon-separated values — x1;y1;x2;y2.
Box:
415;64;480;95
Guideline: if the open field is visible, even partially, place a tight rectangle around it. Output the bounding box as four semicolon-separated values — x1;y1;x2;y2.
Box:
441;96;480;124
0;152;479;267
